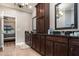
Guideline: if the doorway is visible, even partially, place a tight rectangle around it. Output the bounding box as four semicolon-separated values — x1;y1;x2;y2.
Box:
3;16;16;48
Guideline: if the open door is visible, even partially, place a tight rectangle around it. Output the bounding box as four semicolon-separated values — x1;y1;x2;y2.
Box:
0;15;16;50
3;16;15;47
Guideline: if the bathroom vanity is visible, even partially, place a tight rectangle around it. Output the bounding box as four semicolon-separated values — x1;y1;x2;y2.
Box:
31;3;79;56
31;33;79;56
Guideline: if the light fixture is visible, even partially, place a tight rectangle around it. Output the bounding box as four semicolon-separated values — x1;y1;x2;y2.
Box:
20;3;25;6
28;5;32;8
20;3;28;6
15;3;32;9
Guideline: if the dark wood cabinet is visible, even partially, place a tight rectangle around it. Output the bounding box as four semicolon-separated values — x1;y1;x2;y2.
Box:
32;34;40;52
36;18;45;33
32;3;49;55
32;34;37;49
69;37;79;56
36;35;40;52
36;3;49;34
31;34;79;56
32;3;49;54
32;34;46;55
46;36;54;56
31;3;79;56
54;36;68;56
46;36;68;56
25;31;31;46
40;35;46;55
69;45;79;56
54;42;68;56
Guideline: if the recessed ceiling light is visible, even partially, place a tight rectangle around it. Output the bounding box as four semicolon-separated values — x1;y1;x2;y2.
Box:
14;3;32;9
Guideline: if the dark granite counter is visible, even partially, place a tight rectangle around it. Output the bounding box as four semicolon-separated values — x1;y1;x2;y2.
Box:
32;33;79;39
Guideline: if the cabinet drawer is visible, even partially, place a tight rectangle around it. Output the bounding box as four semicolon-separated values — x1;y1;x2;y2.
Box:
69;37;79;46
46;36;54;41
54;36;68;43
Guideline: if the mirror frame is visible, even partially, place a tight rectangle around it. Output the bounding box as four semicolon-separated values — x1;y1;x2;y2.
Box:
55;3;78;30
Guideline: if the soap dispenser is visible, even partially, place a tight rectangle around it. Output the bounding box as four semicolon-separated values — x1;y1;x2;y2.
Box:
48;28;50;34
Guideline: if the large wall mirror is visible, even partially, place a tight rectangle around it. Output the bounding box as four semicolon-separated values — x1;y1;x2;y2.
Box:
55;3;78;30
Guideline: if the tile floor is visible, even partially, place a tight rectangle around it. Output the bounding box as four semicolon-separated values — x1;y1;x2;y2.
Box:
0;41;41;56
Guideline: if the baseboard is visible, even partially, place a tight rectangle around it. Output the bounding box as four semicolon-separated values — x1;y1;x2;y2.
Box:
16;42;26;46
16;42;30;48
4;39;15;42
16;42;24;46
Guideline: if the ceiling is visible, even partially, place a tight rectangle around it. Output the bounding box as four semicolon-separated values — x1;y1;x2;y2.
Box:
0;3;37;13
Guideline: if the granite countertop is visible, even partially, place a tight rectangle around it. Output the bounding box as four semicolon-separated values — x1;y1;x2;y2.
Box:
32;33;79;38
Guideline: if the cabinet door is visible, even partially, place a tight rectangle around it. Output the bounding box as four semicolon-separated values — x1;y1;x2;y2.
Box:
54;42;68;56
39;18;45;33
39;3;45;17
32;35;40;52
69;37;79;56
46;37;54;56
35;35;40;52
36;3;49;34
36;18;45;33
69;45;79;56
40;36;46;55
32;35;36;49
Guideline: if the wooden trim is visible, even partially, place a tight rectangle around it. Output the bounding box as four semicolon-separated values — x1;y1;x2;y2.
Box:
0;48;3;51
4;39;15;42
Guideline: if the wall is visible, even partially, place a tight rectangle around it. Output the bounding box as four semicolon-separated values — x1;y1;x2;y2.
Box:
32;7;36;31
50;3;55;30
32;7;36;18
0;18;2;47
0;6;32;46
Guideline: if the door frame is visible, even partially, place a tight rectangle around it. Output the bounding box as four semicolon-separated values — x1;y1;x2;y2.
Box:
1;15;17;49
